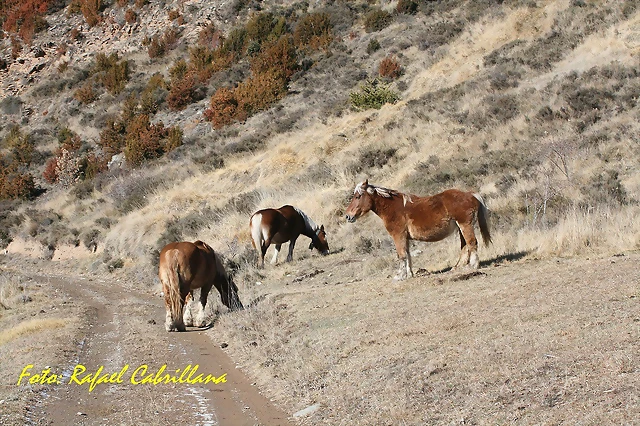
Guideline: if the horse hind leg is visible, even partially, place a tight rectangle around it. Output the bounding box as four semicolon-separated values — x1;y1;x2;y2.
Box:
271;244;281;264
456;222;479;269
183;292;195;327
392;234;413;280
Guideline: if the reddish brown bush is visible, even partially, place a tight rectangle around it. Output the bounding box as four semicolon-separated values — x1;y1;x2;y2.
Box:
80;0;102;27
204;87;241;129
1;0;54;43
167;72;197;111
379;55;402;79
124;8;137;24
236;72;287;116
122;115;181;166
0;166;37;200
250;36;298;80
43;157;59;184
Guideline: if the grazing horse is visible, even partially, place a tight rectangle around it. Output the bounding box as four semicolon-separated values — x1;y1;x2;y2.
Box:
250;205;329;268
345;180;492;280
158;240;243;332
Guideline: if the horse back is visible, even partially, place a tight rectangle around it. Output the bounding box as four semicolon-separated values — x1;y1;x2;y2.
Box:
276;205;305;233
159;241;216;289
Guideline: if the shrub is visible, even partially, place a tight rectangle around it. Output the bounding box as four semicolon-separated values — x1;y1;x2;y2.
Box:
167;72;197;111
93;53;130;94
43;157;59;184
396;0;418;15
204;87;241;129
364;9;392;33
123;115;182;166
99;118;126;156
81;151;108;180
250;36;298;80
73;81;97;103
246;12;286;45
58;128;82;152
80;0;102;27
221;27;247;58
379;56;401;79
0;166;37;200
294;12;332;50
350;78;399;110
366;38;381;54
1;0;55;43
124;8;137;24
3;126;34;167
348;148;397;174
581;170;627;207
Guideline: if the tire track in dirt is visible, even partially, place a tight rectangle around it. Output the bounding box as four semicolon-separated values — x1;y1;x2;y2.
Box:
30;274;291;426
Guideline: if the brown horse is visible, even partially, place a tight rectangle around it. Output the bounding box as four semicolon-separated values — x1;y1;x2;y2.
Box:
345;180;492;279
250;205;329;268
158;240;243;332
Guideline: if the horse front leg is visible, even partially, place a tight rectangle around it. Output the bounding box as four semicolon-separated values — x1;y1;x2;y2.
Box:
286;237;297;262
196;284;212;327
392;234;412;280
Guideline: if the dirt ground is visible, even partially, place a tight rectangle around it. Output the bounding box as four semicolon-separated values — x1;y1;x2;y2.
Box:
1;245;639;425
0;256;290;426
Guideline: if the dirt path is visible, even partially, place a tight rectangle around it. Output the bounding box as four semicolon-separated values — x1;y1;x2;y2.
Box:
27;273;291;426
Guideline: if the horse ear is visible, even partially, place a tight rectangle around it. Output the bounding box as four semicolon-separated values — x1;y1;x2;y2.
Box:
320;224;324;232
363;179;369;186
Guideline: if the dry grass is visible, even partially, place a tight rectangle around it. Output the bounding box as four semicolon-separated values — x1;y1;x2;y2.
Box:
0;317;69;345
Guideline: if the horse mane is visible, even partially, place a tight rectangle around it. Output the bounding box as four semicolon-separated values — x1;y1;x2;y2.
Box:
355;182;413;206
293;206;320;235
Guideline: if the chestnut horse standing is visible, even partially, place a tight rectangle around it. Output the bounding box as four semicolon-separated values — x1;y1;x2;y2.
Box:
250;205;329;268
158;240;243;332
345;180;491;280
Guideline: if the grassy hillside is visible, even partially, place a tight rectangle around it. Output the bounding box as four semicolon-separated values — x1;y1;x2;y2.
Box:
1;0;638;273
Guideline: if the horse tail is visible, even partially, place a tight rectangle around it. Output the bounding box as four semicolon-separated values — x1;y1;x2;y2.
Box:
473;193;492;246
250;213;263;249
162;250;184;327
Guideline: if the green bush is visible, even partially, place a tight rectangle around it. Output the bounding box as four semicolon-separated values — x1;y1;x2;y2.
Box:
350;78;399;110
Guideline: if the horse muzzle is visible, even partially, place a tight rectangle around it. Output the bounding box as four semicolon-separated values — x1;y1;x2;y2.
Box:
345;215;356;223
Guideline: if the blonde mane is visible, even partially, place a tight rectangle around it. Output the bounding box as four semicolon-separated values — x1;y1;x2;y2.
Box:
354;182;413;206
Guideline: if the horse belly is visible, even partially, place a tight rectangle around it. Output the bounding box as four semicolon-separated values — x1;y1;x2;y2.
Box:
409;219;457;242
271;232;291;244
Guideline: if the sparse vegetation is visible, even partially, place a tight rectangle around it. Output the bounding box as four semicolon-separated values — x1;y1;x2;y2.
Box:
350;78;400;110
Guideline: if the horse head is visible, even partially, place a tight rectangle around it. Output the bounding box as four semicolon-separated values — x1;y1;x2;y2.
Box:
345;179;375;222
308;225;329;255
